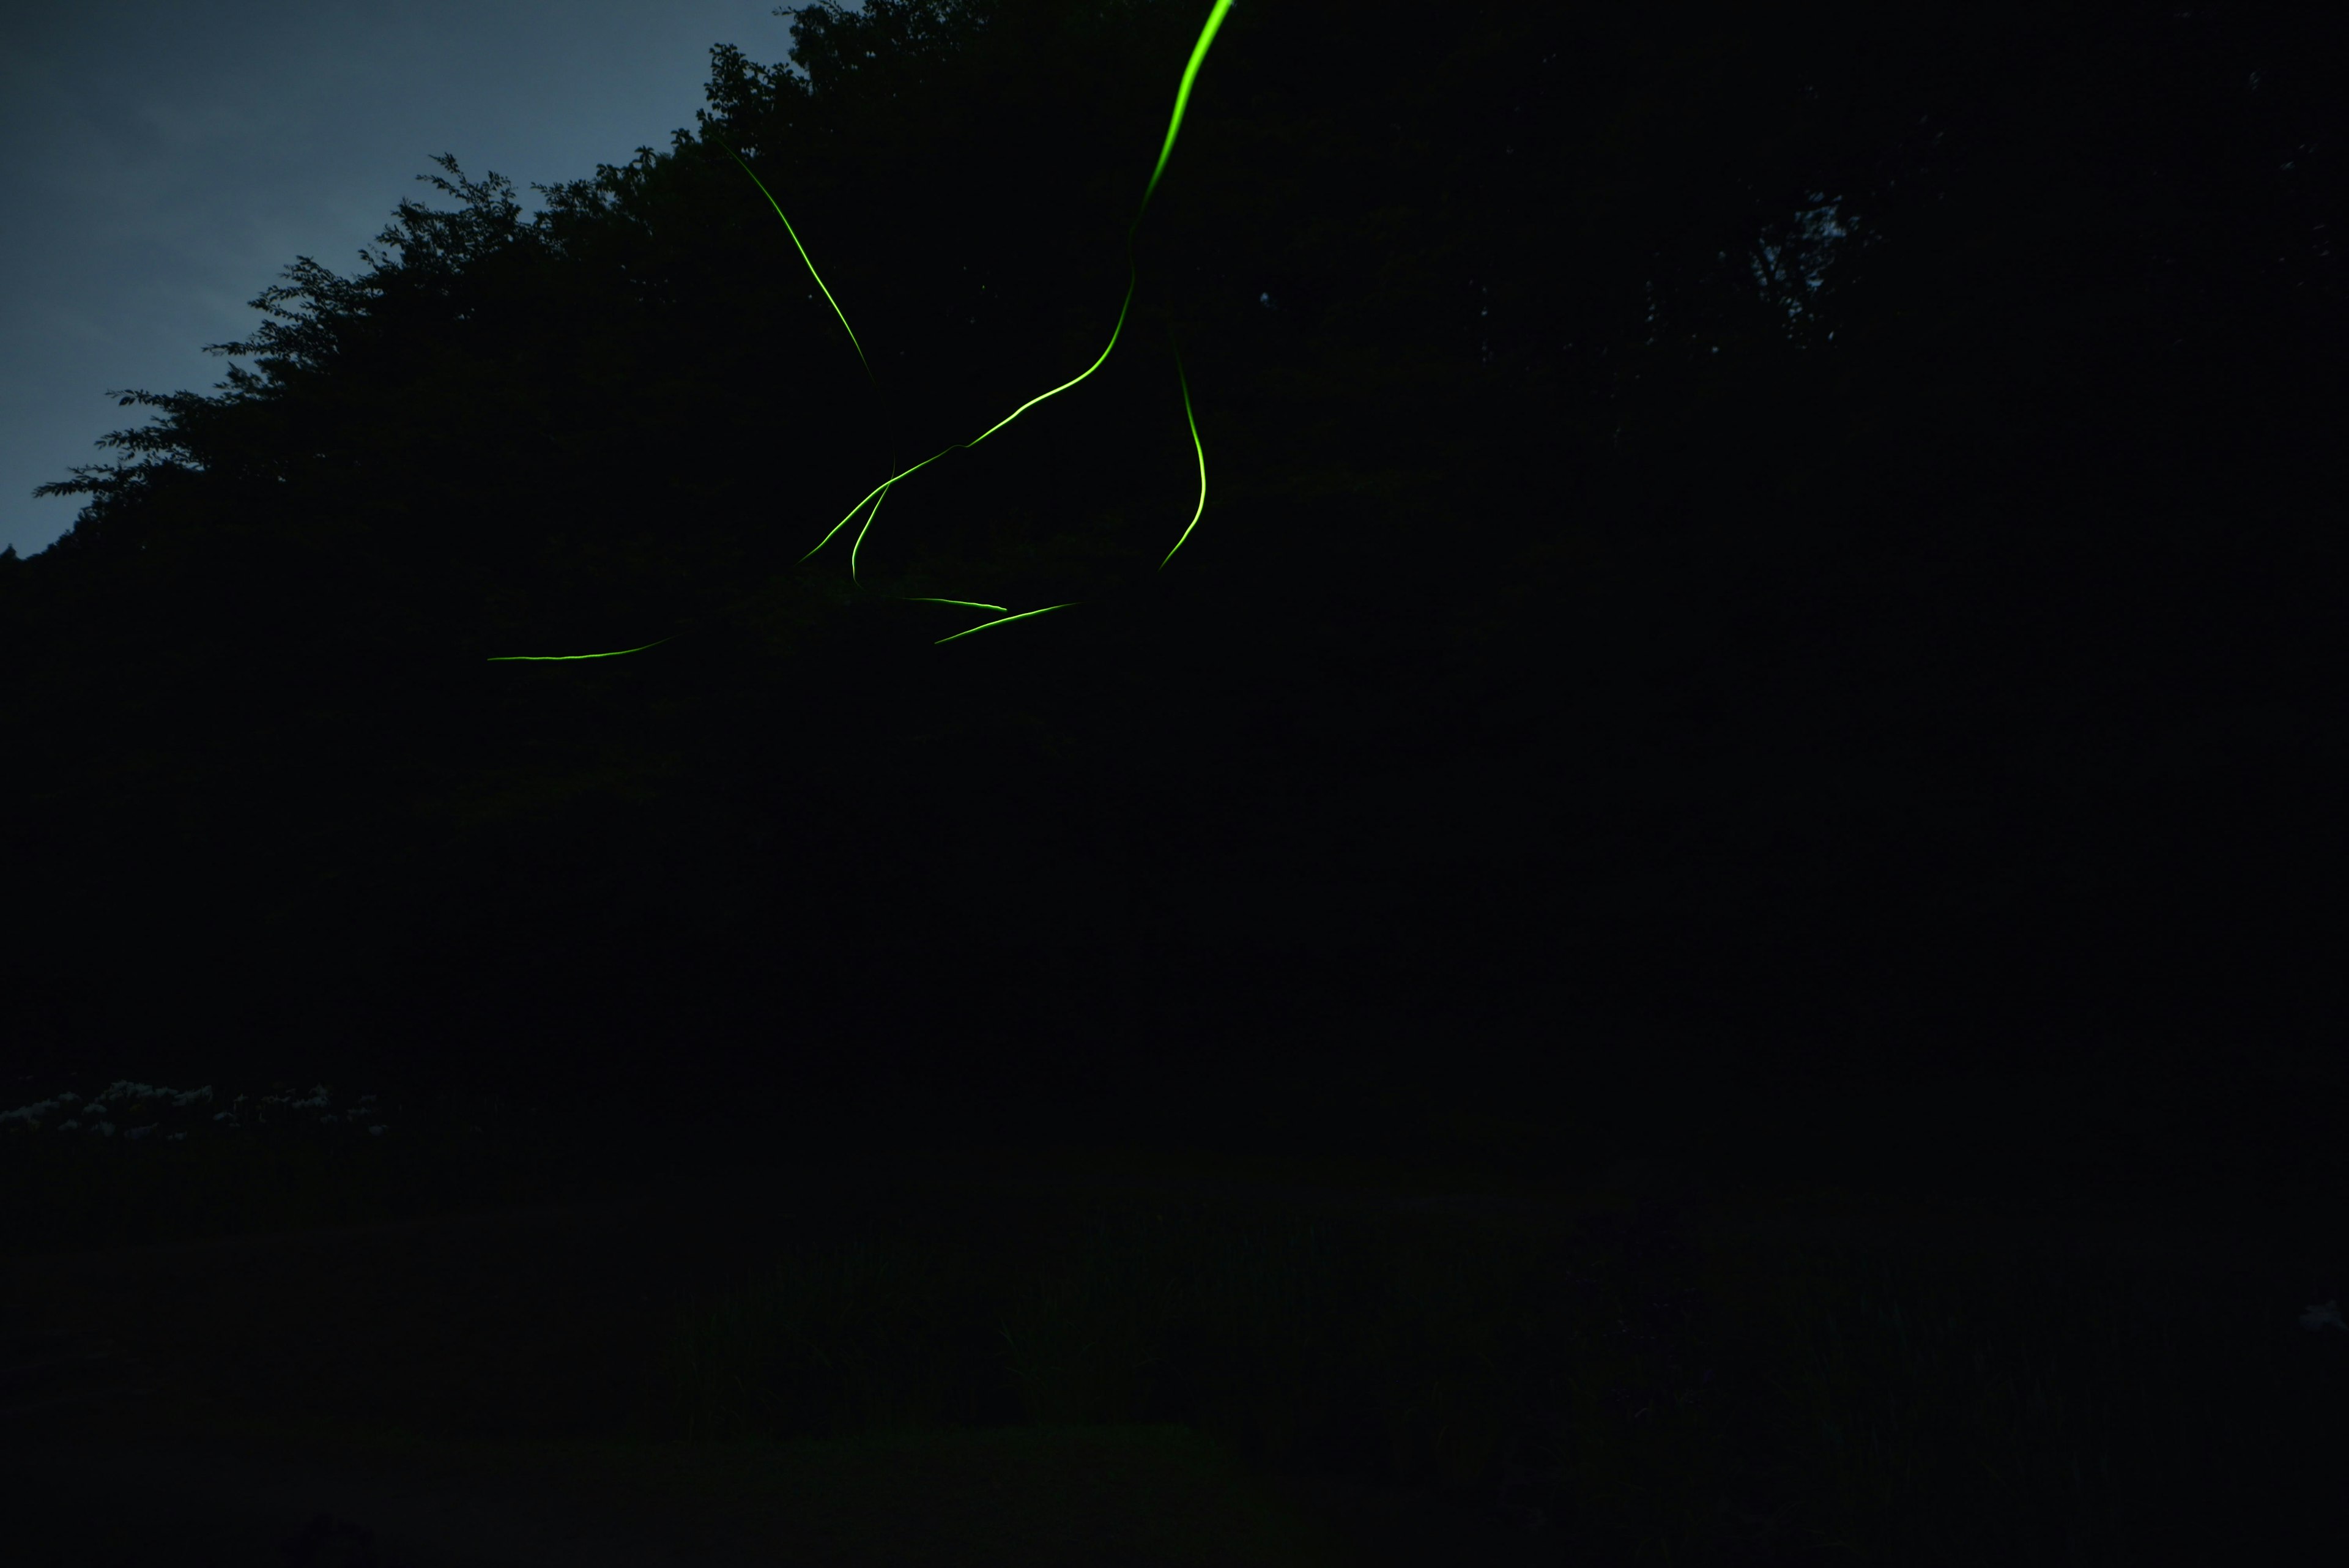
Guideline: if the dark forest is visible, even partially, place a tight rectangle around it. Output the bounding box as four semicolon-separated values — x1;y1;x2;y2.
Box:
7;0;2343;1212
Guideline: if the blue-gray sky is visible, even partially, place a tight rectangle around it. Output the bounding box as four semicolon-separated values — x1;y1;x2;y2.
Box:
1;1;824;559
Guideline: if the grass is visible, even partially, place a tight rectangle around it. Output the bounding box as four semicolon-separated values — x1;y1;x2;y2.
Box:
12;1415;1346;1568
1723;1237;2347;1562
653;1161;2349;1563
7;1077;2347;1564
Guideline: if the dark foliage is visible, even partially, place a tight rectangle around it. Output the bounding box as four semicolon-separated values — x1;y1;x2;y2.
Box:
5;0;2341;1182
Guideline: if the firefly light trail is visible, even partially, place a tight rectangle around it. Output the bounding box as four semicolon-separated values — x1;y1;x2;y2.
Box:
724;146;902;586
1160;333;1206;570
489;0;1231;661
486;639;673;662
724;146;876;388
798;0;1234;570
931;603;1079;645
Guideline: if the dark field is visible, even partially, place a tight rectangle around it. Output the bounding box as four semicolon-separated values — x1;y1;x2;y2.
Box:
6;1073;2343;1566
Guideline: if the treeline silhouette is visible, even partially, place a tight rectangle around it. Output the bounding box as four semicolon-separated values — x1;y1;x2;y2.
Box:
5;0;2340;1175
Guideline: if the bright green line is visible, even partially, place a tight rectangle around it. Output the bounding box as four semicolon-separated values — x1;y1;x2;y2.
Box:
725;146;907;576
725;146;874;385
903;597;1009;612
801;0;1232;563
849;478;889;582
488;638;672;662
933;603;1078;644
1159;338;1207;568
484;6;1232;663
1140;0;1238;220
801;452;954;562
968;267;1137;450
803;269;1137;562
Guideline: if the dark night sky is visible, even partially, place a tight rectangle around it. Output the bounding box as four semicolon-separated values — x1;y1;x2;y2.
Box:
1;0;828;558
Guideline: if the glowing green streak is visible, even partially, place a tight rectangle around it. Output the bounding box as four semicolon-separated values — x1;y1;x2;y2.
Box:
968;281;1132;447
1141;0;1237;219
725;146;874;385
803;282;1136;563
849;479;890;581
488;638;672;662
500;3;1234;655
933;603;1077;644
802;0;1234;563
904;597;1009;611
495;149;886;658
802;451;953;562
1159;340;1206;568
730;144;898;581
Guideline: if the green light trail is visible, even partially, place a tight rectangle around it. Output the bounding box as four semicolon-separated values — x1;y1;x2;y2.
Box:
903;598;1009;612
726;144;902;584
848;478;891;581
488;638;673;662
1141;0;1237;219
724;146;875;387
491;143;893;660
792;281;1137;562
933;603;1078;644
496;1;1233;661
800;446;956;562
1159;335;1206;568
799;0;1234;568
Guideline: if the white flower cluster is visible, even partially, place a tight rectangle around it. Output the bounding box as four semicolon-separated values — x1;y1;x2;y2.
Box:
0;1080;391;1140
